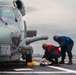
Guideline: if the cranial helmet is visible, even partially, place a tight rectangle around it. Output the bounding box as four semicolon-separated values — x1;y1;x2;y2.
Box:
53;35;59;42
42;43;48;50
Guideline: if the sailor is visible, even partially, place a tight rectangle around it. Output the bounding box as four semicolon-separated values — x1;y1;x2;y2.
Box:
40;43;61;66
53;35;74;65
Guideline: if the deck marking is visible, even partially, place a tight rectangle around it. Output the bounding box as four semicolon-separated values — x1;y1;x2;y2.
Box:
47;66;76;74
33;57;76;60
0;71;70;74
14;68;33;71
0;58;76;74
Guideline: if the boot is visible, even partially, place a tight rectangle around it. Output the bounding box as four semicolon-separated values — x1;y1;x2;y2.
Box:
49;59;59;66
59;60;65;64
67;61;72;65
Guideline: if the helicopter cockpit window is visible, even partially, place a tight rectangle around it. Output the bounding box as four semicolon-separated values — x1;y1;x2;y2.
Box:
0;6;16;24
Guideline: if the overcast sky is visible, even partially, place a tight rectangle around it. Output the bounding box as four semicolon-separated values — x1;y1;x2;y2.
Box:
22;0;76;55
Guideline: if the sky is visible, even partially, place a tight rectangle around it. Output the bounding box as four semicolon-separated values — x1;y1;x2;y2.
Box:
22;0;76;55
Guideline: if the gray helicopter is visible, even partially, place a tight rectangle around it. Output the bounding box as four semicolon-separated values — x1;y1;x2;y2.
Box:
0;0;48;65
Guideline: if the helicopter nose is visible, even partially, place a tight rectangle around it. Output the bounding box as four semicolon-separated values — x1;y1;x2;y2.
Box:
0;26;12;44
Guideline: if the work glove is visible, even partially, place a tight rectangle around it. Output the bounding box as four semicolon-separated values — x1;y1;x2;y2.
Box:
39;58;45;64
39;58;48;66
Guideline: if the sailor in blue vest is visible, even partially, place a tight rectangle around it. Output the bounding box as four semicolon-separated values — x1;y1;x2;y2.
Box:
53;35;74;65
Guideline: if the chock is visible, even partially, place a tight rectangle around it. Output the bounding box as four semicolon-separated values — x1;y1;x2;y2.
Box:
27;61;36;66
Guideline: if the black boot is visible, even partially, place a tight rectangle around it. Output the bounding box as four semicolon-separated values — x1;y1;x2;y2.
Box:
49;58;56;65
59;60;65;64
49;58;59;66
67;61;72;65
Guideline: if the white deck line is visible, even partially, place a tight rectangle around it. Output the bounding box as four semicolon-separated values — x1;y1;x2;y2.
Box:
0;61;76;74
47;66;76;74
0;71;70;74
14;68;33;71
33;57;76;60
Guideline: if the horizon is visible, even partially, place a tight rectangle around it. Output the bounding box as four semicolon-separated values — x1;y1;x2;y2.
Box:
22;0;76;55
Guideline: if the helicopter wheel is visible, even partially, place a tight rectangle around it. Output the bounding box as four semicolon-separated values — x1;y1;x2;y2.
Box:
26;54;35;66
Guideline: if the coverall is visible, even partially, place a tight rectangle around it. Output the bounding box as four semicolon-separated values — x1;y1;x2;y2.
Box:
53;35;74;64
42;44;61;64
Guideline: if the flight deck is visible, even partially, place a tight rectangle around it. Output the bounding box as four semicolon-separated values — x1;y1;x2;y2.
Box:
0;54;76;75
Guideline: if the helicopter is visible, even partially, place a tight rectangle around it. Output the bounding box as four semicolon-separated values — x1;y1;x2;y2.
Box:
0;0;48;66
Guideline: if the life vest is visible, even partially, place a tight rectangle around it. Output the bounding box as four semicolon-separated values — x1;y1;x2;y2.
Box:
54;47;61;52
45;44;53;53
59;36;72;46
46;44;61;53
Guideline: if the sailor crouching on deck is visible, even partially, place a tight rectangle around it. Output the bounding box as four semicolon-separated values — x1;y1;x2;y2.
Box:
40;43;61;66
